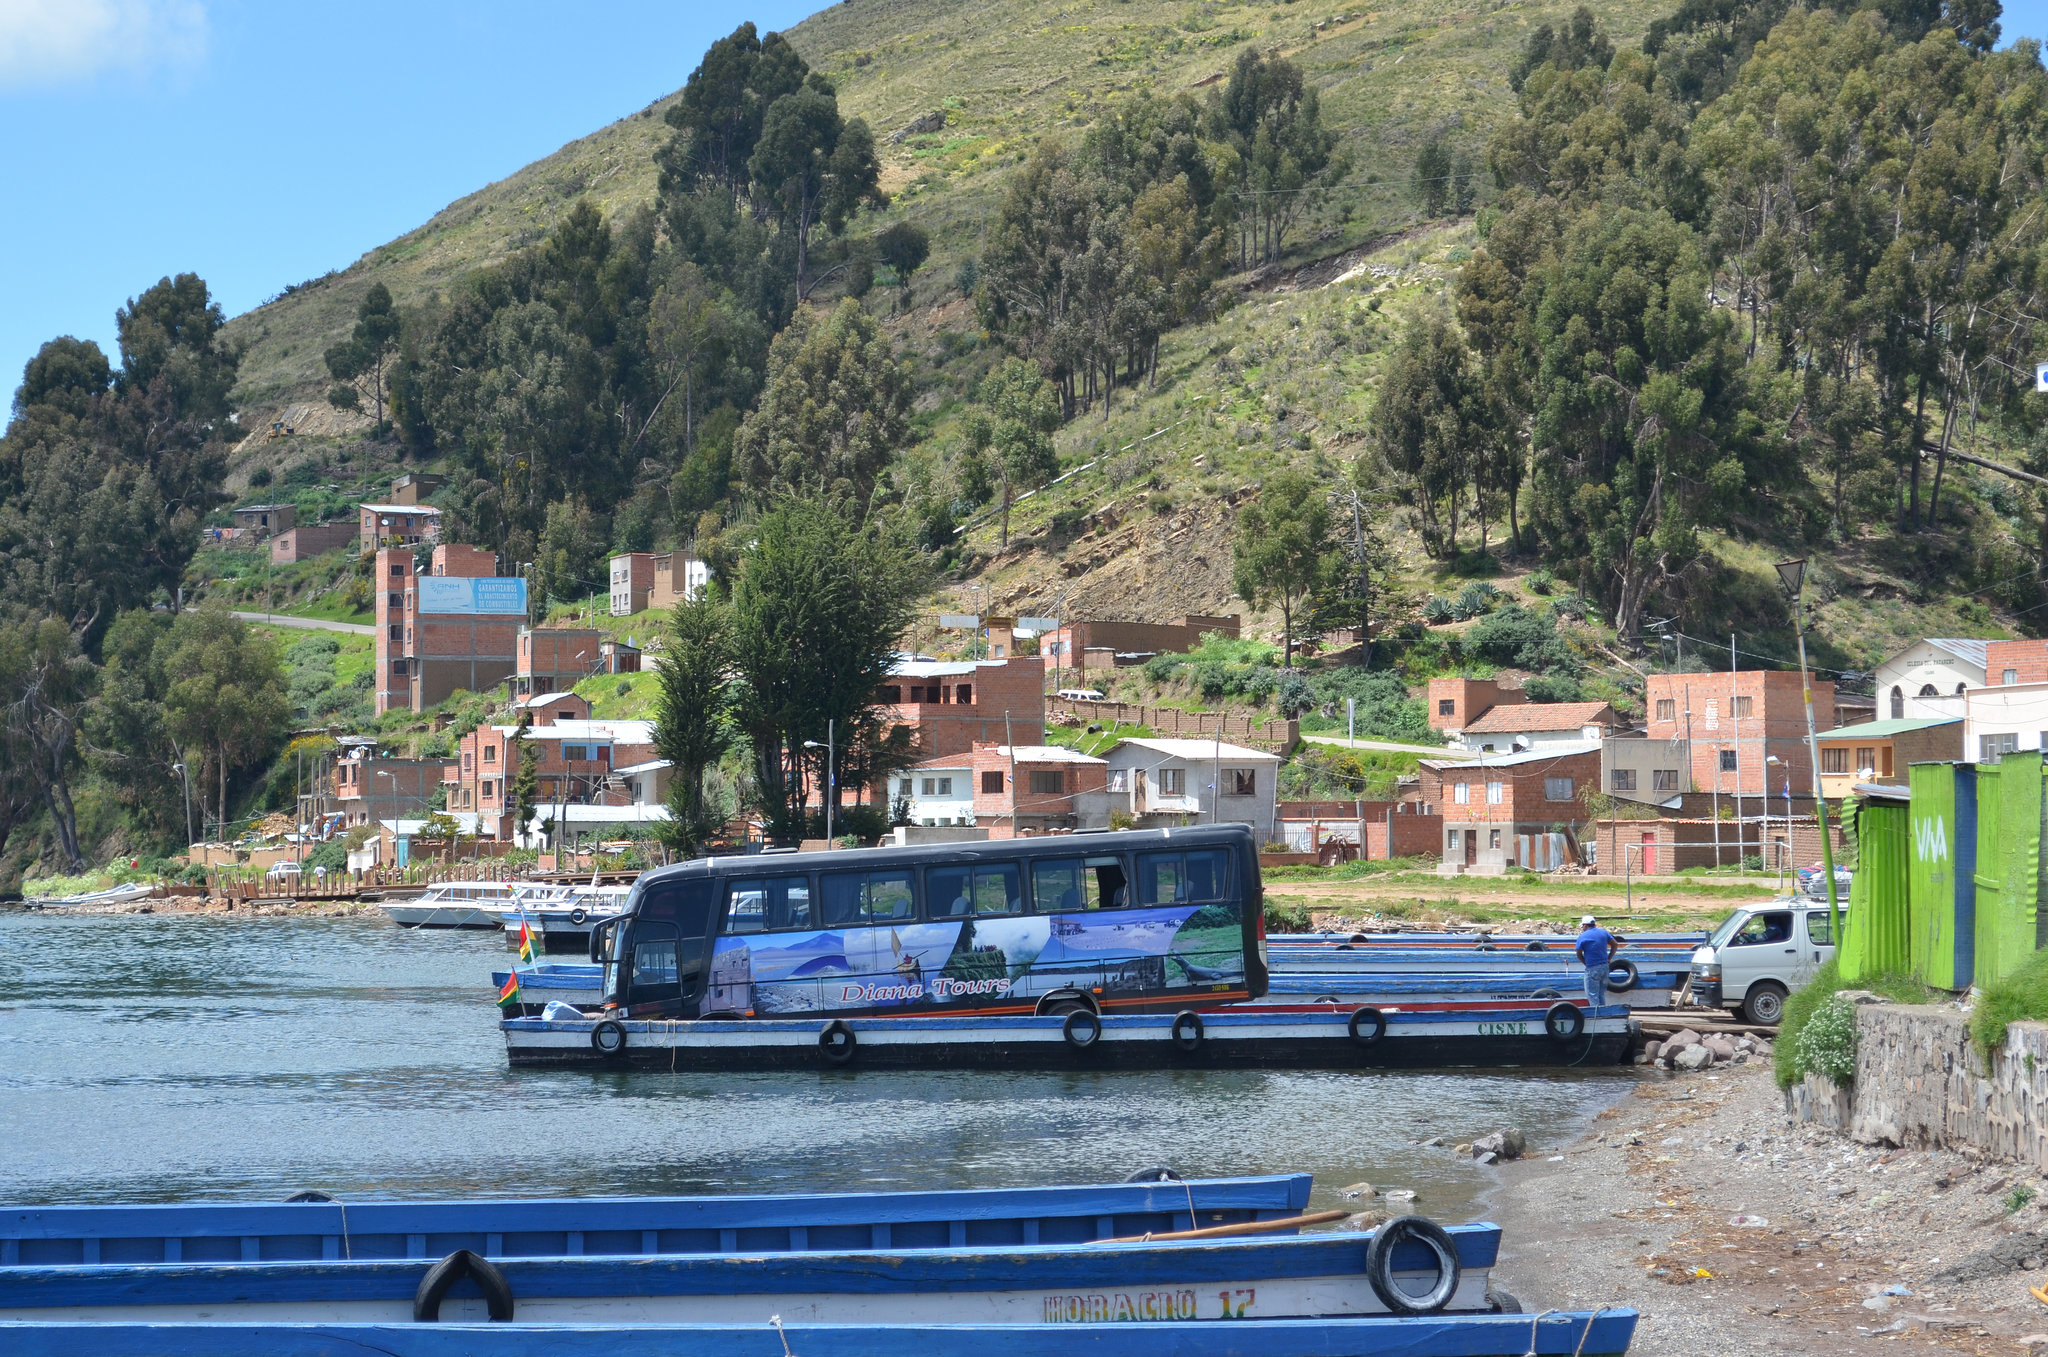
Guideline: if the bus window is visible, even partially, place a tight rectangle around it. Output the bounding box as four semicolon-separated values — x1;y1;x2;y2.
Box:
868;870;914;922
725;876;813;932
1033;856;1127;911
1034;859;1085;913
1137;850;1232;906
626;925;684;1007
927;864;1023;918
821;870;916;926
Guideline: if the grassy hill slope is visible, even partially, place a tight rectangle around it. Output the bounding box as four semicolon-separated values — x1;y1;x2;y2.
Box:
223;0;1655;421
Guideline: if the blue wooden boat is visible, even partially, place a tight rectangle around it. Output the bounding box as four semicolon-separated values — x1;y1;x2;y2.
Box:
492;964;603;1010
0;1311;1640;1356
1;1175;1309;1267
0;1227;1504;1323
501;999;1635;1069
1265;946;1689;1003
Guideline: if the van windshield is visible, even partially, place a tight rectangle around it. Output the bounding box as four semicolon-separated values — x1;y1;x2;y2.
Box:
1706;911;1751;949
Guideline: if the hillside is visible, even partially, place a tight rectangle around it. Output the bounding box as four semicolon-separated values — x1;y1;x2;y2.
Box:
214;0;2045;692
223;0;1652;425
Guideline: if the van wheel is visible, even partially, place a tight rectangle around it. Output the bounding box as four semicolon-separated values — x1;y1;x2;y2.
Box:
1742;982;1787;1026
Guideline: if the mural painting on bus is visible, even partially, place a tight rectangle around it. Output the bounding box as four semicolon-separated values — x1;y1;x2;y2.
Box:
705;904;1247;1015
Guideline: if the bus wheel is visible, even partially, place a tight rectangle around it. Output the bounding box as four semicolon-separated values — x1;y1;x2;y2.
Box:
819;1020;856;1064
1062;1009;1103;1048
1544;1002;1585;1042
1348;1007;1386;1044
1170;1010;1204;1051
590;1020;627;1057
1036;990;1097;1017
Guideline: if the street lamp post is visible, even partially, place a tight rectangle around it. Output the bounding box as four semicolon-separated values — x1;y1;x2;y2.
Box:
804;720;836;845
1774;559;1842;942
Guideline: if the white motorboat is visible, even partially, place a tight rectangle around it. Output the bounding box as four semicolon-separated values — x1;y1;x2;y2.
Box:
381;881;558;930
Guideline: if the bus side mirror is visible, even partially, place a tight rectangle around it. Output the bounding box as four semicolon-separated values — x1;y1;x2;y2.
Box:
588;917;620;964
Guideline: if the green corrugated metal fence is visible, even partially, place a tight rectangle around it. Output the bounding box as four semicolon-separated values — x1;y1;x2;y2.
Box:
1906;761;1974;991
1972;750;2045;988
1841;797;1910;982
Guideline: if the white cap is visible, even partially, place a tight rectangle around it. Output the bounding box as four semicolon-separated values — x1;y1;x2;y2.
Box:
1580;915;1596;926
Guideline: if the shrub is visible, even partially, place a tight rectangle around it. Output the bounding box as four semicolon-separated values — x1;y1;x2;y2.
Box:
1278;673;1314;717
1972;948;2048;1056
1422;595;1455;624
1466;604;1580;675
1798;996;1861;1085
1526;568;1554;595
1550;592;1590;621
1522;673;1582;703
1774;961;1935;1087
1450;582;1499;621
1264;899;1313;932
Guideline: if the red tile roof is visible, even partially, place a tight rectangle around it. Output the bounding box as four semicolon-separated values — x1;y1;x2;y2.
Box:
1461;701;1622;734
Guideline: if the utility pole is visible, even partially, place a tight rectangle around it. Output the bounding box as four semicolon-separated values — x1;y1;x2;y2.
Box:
1732;632;1743;875
1776;560;1842;940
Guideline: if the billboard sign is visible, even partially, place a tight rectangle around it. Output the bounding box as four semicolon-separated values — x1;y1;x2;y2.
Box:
416;576;528;616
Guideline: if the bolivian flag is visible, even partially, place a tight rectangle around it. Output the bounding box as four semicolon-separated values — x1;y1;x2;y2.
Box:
496;972;522;1013
516;916;536;963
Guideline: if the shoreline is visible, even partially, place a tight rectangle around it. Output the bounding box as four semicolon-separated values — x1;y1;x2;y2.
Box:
1482;1060;2048;1355
11;896;387;920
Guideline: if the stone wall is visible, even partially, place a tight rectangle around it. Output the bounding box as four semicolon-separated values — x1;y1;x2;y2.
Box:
1786;1003;2048;1172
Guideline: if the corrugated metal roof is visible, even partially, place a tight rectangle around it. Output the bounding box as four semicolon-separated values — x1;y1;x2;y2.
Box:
1921;637;1990;669
1109;737;1282;762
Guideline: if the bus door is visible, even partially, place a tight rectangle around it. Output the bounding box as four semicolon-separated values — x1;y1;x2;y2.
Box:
623;879;718;1016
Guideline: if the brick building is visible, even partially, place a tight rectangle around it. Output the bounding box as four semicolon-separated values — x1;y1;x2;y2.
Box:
1642;671;1832;800
1418;743;1601;870
360;503;441;547
373;545;529;715
390;472;446;505
893;743;1110;837
452;716;656;838
270;520;357;563
875;656;1046;759
1813;716;1962;800
1593;814;1846;877
1426;676;1526;736
609;553;657;615
1041;615;1239;671
1277;799;1442;860
651;551;709;610
1985;638;2048;687
332;750;447;828
515;628;603;699
233;504;294;537
1456;700;1623;752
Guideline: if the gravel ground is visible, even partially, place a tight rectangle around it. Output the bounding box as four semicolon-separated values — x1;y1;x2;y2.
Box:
1481;1060;2048;1355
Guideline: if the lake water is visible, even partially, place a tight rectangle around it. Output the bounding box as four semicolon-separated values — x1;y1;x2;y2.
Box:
0;912;1633;1217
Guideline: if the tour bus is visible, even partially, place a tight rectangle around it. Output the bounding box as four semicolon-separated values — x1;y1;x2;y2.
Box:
590;824;1268;1020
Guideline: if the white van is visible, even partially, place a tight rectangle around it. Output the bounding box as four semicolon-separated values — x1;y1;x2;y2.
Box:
1056;687;1106;702
1687;902;1840;1024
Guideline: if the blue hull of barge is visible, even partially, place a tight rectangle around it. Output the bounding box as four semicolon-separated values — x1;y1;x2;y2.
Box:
501;1002;1635;1070
0;1312;1639;1357
1;1176;1308;1268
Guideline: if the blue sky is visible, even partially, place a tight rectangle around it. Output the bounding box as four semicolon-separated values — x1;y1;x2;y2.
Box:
0;0;819;392
2;1;2047;397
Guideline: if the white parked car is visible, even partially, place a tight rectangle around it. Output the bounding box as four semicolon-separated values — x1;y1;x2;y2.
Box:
1687;902;1841;1024
1056;687;1106;702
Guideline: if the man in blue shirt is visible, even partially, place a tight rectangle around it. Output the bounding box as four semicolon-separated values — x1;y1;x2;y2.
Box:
1575;915;1621;1008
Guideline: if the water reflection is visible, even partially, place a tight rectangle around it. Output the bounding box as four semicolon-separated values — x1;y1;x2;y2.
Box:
0;913;1629;1212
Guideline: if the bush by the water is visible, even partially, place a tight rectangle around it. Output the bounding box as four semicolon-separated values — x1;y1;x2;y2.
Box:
1798;996;1861;1085
1773;960;1935;1088
1972;949;2048;1055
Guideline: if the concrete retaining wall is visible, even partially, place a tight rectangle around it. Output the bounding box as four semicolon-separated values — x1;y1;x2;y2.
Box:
1786;1003;2048;1171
